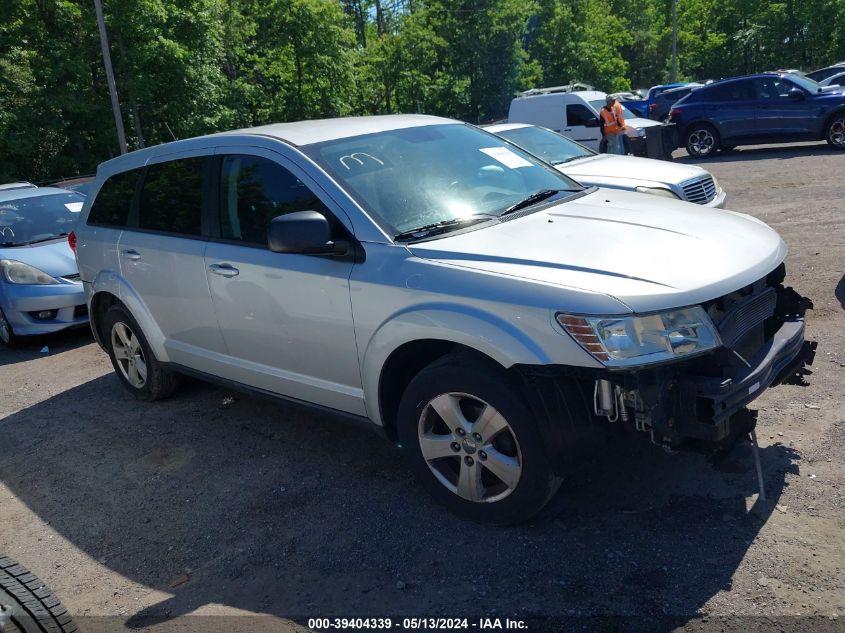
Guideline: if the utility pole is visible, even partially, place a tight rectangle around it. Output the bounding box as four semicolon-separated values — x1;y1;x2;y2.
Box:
671;0;678;82
93;0;127;154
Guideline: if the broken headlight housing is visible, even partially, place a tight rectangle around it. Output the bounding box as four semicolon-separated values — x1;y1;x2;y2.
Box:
557;306;721;367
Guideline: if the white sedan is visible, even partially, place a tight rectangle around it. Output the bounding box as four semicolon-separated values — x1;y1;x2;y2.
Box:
485;123;726;208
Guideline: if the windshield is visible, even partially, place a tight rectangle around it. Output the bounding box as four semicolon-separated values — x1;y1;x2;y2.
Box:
787;73;823;93
0;192;83;246
496;126;594;165
589;99;638;120
304;123;582;237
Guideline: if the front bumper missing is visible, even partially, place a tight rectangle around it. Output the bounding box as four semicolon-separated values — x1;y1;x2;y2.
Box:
638;318;816;448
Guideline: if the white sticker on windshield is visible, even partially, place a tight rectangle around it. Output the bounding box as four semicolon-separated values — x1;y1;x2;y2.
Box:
480;147;533;169
65;202;83;212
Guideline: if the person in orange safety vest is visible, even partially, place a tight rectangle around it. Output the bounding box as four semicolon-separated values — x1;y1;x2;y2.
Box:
599;95;627;154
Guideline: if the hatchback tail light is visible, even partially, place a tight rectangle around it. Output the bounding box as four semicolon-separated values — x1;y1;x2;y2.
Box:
649;103;657;112
669;107;682;119
68;230;77;253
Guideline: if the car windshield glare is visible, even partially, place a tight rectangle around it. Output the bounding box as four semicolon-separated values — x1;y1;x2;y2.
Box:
303;123;582;237
498;127;594;165
787;73;823;93
0;192;83;246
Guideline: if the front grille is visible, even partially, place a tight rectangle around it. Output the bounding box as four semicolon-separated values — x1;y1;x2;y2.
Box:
716;287;776;350
681;176;717;204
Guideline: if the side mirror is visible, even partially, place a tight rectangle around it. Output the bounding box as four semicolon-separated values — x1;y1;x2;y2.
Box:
585;117;601;128
268;210;349;256
788;87;804;100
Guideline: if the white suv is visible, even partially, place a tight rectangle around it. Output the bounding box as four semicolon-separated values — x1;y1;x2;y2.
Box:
72;115;814;524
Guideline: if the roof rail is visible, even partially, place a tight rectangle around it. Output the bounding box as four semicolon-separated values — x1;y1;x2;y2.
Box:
517;82;595;97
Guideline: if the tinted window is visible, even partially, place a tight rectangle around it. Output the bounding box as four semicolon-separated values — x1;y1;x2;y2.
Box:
807;67;844;82
701;80;754;101
756;77;794;99
88;170;140;227
566;104;596;126
138;158;204;236
219;155;329;245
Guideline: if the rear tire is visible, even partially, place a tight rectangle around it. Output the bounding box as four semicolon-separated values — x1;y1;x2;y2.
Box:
825;113;845;149
103;305;180;401
397;353;561;525
0;556;77;633
685;124;719;158
0;309;19;349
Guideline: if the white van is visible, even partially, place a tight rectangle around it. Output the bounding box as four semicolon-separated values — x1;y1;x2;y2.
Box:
508;89;662;154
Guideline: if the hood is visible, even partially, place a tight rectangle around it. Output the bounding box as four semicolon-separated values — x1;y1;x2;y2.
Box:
408;189;785;313
0;239;78;279
561;154;708;189
624;116;662;130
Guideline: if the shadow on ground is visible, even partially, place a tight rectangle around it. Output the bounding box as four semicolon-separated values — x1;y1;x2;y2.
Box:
835;275;845;311
673;142;837;164
0;326;93;368
0;375;799;628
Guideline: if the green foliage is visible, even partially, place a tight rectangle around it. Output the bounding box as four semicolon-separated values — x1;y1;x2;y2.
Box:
1;0;844;181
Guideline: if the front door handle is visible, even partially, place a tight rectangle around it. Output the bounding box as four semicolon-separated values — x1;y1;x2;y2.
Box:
121;249;141;261
208;263;239;278
563;128;572;132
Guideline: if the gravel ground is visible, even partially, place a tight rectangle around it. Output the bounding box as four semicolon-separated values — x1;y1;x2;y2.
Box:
1;141;844;632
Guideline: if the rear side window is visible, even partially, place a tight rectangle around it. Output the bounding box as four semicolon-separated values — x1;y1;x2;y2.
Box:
138;158;204;236
219;155;329;245
566;104;596;126
87;170;140;227
701;81;754;101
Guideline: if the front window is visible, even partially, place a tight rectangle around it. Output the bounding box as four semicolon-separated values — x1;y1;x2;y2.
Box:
0;192;84;246
782;73;822;93
496;126;594;165
304;124;582;238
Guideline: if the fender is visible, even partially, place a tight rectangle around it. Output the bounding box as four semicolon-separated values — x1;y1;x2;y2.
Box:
361;303;596;426
88;269;169;363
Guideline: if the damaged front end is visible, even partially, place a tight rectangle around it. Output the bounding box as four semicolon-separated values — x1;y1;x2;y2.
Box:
522;264;816;456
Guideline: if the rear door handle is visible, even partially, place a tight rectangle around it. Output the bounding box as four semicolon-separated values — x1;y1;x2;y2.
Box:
208;263;239;278
121;249;141;261
563;128;572;132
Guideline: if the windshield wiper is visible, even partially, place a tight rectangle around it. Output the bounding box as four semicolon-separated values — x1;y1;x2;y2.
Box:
500;188;581;217
21;233;69;246
393;216;492;242
552;156;587;165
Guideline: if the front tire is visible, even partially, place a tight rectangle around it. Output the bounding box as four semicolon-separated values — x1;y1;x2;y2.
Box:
825;113;845;149
0;308;19;349
103;305;180;401
397;353;561;525
685;124;719;158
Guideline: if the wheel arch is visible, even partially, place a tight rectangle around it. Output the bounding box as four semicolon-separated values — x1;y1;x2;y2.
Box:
364;305;558;437
822;107;845;141
88;271;169;362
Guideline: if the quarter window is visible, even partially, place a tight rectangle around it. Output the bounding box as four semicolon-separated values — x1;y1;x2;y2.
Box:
87;170;141;227
219;155;329;245
138;158;204;236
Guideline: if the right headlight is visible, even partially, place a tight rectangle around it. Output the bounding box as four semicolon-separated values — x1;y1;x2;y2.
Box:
556;307;721;367
0;259;59;285
635;186;680;199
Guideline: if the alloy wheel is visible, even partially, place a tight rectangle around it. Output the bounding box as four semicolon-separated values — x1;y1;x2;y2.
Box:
417;392;522;503
829;117;845;147
688;128;715;156
111;321;147;388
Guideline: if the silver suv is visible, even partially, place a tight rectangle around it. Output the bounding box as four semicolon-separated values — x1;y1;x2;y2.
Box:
73;115;814;524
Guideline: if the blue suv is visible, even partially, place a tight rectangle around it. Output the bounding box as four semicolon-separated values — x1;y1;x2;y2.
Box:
669;73;845;157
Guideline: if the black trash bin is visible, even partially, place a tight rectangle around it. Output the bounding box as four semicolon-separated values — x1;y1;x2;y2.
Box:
645;124;678;160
